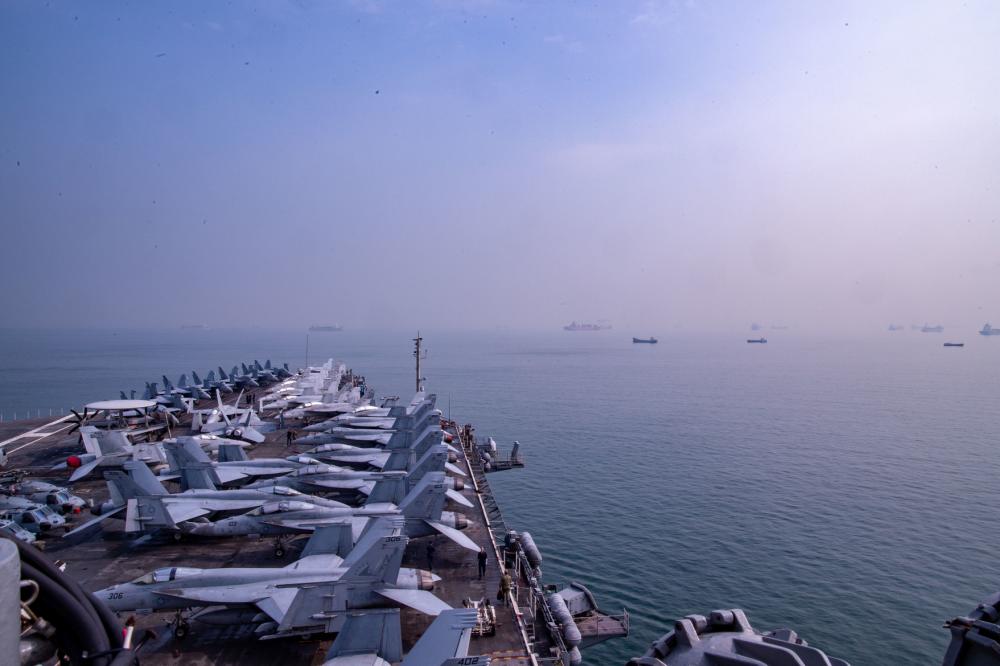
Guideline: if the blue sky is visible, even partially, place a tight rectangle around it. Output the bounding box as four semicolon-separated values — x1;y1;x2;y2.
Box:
2;1;999;332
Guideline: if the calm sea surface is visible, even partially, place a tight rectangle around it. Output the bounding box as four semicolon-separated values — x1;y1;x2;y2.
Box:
1;327;998;665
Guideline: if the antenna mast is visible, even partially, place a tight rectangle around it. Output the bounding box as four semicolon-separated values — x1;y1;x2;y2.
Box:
413;332;424;392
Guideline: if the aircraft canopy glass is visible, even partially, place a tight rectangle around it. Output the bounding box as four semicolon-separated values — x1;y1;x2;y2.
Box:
133;567;203;585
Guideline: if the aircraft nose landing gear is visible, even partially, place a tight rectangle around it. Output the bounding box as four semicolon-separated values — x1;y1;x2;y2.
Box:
171;610;190;639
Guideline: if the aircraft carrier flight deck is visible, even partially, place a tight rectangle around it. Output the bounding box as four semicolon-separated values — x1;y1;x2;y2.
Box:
0;355;627;666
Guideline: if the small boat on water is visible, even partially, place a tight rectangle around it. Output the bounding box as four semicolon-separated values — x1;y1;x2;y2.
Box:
747;337;767;344
632;337;658;344
943;342;964;347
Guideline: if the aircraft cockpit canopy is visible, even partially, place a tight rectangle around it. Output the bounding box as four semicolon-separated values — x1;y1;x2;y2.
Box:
293;464;335;476
132;567;203;585
255;500;314;515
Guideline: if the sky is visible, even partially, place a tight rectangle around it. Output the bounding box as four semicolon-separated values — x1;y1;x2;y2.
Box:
1;1;999;333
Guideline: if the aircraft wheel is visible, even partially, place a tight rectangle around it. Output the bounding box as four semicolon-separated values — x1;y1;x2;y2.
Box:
172;532;183;542
274;546;285;558
173;622;189;639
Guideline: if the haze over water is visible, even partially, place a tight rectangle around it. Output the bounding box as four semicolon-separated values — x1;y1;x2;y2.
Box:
1;327;997;665
3;1;1000;663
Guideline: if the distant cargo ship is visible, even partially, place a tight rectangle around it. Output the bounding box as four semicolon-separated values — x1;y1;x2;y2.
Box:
921;324;944;333
632;337;658;344
888;324;903;331
944;342;964;347
980;324;1000;336
309;325;343;332
747;337;767;344
563;322;611;331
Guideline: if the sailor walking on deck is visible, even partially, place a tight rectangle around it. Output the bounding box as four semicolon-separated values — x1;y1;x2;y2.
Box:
477;546;488;580
498;571;512;605
426;542;436;572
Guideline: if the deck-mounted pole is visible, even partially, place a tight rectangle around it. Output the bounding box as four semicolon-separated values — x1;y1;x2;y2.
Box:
413;332;424;392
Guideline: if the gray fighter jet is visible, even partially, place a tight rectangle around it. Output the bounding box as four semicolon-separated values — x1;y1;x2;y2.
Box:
162;439;323;486
322;608;490;666
244;444;472;508
94;517;449;639
64;460;349;537
179;471;477;551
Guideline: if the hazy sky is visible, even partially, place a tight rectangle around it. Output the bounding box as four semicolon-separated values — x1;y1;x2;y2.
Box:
2;1;999;333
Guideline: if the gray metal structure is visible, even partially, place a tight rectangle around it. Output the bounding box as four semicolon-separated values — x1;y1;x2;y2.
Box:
627;608;849;666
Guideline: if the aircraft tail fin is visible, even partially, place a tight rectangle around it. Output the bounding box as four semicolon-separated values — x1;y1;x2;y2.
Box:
382;447;414;472
323;609;402;664
162;375;174;390
398;472;447;521
104;461;168;500
178;374;188;388
365;476;407;505
300;523;355;560
401;608;484;666
218;443;249;462
191;370;201;385
79;426;102;455
163;438;212;469
343;518;407;584
94;428;132;455
177;462;220;491
218;366;229;381
408;445;447;484
124;496;173;532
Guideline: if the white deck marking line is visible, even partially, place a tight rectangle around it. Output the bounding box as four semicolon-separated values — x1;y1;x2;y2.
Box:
0;415;74;452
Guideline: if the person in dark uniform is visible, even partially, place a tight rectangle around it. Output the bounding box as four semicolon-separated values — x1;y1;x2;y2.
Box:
477;546;488;580
426;542;436;571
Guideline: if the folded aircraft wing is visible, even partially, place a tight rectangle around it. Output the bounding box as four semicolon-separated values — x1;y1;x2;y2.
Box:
63;505;126;537
305;478;368;492
213;467;248;484
425;520;479;552
445;489;474;508
374;588;450;615
401;608;480;666
160;584;301;624
324;451;389;468
162;503;212;524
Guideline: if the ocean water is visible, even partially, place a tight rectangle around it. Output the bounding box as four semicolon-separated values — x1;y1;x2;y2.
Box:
1;327;998;665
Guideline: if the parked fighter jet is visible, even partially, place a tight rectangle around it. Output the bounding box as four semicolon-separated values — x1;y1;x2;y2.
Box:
322;608;490;666
192;391;270;443
58;425;169;482
190;370;233;395
65;460;349;537
94;518;449;639
162;439;322;486
160;375;211;400
304;428;464;476
180;472;478;552
244;444;472;508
